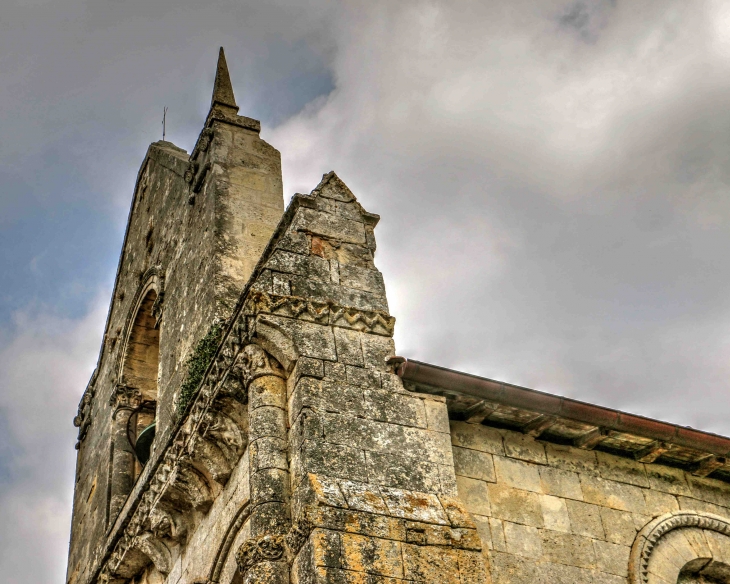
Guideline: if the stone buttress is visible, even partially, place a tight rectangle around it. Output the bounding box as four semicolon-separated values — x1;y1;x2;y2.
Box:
256;173;489;583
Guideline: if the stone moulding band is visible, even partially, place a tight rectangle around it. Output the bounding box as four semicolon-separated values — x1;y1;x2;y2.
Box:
244;290;396;336
629;511;730;584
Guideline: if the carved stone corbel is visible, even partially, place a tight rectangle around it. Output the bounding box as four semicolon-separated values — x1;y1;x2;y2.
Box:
188;408;246;483
73;391;93;448
134;532;173;575
160;457;215;512
148;505;188;543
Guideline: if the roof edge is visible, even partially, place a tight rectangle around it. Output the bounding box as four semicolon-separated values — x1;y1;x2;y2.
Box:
395;358;730;458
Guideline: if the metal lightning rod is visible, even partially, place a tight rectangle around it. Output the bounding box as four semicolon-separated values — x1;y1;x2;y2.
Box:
162;106;168;141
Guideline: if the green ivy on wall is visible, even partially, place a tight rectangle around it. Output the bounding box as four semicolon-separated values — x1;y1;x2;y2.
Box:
176;321;224;416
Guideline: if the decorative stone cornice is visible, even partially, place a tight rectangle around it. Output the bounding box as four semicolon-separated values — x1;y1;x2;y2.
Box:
97;341;261;582
630;511;730;584
244;290;395;336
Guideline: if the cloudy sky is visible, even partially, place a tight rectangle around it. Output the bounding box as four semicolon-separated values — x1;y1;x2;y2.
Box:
2;0;730;581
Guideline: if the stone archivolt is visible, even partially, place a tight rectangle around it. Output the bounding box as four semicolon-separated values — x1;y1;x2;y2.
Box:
631;511;730;584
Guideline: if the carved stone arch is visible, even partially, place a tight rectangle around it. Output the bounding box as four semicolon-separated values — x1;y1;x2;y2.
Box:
206;502;251;583
116;265;166;385
630;511;730;583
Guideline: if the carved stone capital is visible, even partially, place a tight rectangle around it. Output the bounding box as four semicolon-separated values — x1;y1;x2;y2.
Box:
235;534;286;574
109;384;143;411
235;344;286;388
235;519;312;576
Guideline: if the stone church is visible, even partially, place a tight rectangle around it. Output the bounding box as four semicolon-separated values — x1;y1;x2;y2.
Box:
67;49;730;584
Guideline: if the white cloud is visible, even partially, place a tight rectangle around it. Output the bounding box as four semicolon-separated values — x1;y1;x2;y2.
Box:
271;0;730;432
0;295;107;583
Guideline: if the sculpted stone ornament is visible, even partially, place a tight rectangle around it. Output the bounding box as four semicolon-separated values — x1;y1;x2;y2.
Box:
235;535;286;574
109;384;143;412
235;519;312;577
243;290;395;336
238;343;286;388
73;391;93;448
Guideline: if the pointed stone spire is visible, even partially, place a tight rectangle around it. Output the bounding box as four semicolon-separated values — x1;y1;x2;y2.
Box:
211;47;238;111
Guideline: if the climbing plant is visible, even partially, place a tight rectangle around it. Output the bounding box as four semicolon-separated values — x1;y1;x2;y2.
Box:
176;321;224;416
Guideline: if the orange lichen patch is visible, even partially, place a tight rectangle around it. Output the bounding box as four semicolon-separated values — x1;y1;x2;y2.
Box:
340;532;403;578
310;236;331;259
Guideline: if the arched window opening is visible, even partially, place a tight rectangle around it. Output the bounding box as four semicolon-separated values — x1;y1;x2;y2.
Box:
123;289;160;473
108;288;162;526
679;559;730;583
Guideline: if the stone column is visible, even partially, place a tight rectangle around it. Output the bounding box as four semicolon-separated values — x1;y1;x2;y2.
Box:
108;385;142;524
236;344;290;584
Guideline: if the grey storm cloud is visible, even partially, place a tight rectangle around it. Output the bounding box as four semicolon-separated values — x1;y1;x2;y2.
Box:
1;0;730;581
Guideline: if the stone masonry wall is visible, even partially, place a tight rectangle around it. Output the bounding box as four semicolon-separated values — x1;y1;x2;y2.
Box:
451;419;730;583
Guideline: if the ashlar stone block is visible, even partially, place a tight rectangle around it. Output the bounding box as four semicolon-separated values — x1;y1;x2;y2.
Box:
503;432;547;465
538;466;583;501
451;421;505;456
566;499;605;539
540;494;571;533
598;507;638;546
402;543;460;583
494;456;542;493
545;442;598;475
339;532;404;578
580;475;647;514
487;483;543;528
540;530;596;570
454;446;496;483
593;540;629;577
456;476;492;517
596;451;649;488
503;521;542;559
